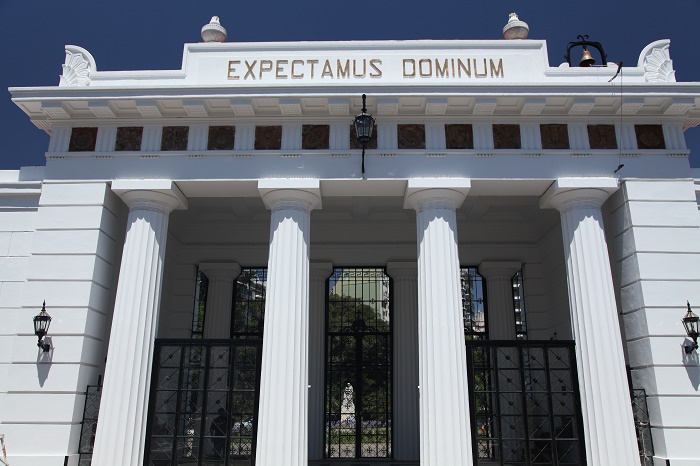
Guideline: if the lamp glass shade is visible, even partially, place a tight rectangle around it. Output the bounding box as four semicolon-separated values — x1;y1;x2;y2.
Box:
682;309;700;339
354;113;374;144
33;309;51;339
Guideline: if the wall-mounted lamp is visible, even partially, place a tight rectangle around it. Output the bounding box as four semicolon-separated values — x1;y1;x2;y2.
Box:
353;94;375;179
565;35;608;67
33;301;51;352
682;301;699;354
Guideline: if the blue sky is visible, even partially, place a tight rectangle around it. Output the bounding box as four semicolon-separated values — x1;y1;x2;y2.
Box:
1;1;700;168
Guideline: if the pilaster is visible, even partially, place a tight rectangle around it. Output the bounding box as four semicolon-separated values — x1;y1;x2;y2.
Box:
479;261;521;340
540;178;640;466
92;180;187;466
199;262;241;339
386;261;419;461
256;179;321;466
308;262;333;460
404;178;473;466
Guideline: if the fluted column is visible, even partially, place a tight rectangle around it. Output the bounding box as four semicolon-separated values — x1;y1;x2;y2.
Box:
309;262;333;460
200;262;241;339
541;179;639;466
479;261;521;340
387;262;420;461
404;179;473;466
92;181;187;466
256;180;321;466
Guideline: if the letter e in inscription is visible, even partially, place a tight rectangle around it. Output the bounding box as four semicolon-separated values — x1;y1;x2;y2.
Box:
276;60;288;79
228;60;240;79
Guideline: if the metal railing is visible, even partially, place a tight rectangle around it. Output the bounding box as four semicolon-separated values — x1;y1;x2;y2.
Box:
466;340;586;466
78;384;102;466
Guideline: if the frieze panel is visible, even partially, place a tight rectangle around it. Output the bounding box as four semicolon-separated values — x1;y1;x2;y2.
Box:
350;125;378;150
587;125;617;150
69;127;98;152
445;124;474;149
398;124;426;150
493;124;521;149
635;125;665;150
540;124;569;149
207;126;236;150
115;127;143;151
302;125;330;150
161;126;189;151
254;126;282;150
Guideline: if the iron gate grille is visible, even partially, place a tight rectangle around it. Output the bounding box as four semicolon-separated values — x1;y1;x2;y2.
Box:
466;341;586;466
78;384;102;466
145;339;262;466
632;389;654;466
325;268;392;459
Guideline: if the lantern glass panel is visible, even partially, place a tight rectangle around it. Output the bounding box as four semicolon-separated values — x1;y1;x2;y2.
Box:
684;313;700;337
34;312;51;337
355;115;374;142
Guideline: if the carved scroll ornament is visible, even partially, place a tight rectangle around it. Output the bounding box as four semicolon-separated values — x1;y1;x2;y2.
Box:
639;39;675;83
59;46;96;87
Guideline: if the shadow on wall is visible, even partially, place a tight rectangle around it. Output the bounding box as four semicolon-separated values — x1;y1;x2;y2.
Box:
682;343;699;391
36;336;53;387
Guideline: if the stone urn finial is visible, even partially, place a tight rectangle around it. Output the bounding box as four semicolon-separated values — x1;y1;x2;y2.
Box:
503;12;529;40
201;16;227;43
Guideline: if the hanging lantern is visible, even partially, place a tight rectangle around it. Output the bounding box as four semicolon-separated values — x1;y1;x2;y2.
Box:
682;301;699;354
33;301;52;352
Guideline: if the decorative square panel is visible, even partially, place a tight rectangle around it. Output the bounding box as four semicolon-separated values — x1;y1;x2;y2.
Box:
635;124;666;149
254;126;282;150
161;126;189;151
445;124;473;149
69;127;98;152
207;126;235;150
115;127;143;151
540;124;570;149
398;124;426;149
88;102;116;118
493;124;521;149
302;125;330;150
350;125;378;150
587;124;617;149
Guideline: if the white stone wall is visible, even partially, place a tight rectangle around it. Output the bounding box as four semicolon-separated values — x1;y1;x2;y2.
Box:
606;179;700;465
0;181;125;466
535;227;571;339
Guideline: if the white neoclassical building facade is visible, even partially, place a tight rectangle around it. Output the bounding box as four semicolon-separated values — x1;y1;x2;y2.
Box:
2;15;700;466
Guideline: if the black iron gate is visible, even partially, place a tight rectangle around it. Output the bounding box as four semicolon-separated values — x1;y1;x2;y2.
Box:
466;340;586;466
324;268;392;459
144;339;262;466
78;383;102;466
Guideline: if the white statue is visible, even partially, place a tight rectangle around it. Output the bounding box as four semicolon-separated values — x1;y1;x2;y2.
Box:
340;383;355;424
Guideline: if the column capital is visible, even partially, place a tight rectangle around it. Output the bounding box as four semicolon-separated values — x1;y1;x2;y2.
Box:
199;262;241;281
310;262;333;280
387;261;418;279
259;179;321;212
403;178;471;211
112;179;188;213
478;261;522;280
539;177;618;213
